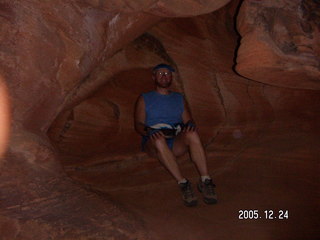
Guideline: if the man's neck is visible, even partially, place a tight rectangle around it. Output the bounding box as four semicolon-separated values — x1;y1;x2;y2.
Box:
155;87;170;95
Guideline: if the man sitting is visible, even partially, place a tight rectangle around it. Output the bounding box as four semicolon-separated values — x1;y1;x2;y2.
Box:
134;63;217;207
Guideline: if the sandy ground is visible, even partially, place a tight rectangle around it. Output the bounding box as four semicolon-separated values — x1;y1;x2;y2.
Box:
66;129;319;240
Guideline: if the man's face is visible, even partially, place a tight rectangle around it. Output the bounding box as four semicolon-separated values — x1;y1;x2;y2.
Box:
153;68;173;88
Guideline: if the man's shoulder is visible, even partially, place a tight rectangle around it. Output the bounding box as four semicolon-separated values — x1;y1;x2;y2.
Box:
141;91;155;97
170;91;184;99
171;91;184;96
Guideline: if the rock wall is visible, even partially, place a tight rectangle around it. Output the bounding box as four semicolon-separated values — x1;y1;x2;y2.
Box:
0;0;319;239
236;0;320;89
0;0;233;239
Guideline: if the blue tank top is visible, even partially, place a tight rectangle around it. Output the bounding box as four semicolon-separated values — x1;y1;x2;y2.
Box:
142;91;184;127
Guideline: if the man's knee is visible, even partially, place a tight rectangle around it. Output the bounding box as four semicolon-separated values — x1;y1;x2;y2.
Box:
184;131;201;145
151;136;168;151
145;137;167;158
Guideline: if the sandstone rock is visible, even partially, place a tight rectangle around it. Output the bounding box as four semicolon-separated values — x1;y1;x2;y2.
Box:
236;0;320;89
0;78;10;159
83;0;232;17
0;0;319;239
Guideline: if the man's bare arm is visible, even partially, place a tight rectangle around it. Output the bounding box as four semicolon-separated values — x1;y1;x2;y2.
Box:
134;95;148;136
182;98;194;123
182;98;196;131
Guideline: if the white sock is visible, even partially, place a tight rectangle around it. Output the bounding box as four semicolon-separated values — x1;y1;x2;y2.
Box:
178;178;188;184
201;175;211;182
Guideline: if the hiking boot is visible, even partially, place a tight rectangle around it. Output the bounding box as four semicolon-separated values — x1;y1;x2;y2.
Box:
179;180;198;207
197;178;217;204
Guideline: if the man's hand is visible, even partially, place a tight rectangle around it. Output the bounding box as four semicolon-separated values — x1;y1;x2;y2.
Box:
182;120;197;133
145;126;165;140
150;130;166;141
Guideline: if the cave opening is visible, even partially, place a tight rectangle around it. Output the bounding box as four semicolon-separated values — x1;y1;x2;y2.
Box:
48;2;240;153
47;1;244;187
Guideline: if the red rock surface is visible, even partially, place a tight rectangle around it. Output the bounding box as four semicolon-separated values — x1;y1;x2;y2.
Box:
0;0;319;239
236;0;320;89
0;77;10;158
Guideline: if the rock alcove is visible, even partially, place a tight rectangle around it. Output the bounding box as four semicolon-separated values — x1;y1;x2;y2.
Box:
0;0;319;239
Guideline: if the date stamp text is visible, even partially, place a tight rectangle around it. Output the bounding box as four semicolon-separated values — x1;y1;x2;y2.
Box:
238;210;289;220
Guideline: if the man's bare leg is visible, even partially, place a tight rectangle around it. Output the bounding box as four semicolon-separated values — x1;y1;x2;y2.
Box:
173;130;217;204
173;131;209;177
145;133;185;182
145;132;198;206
